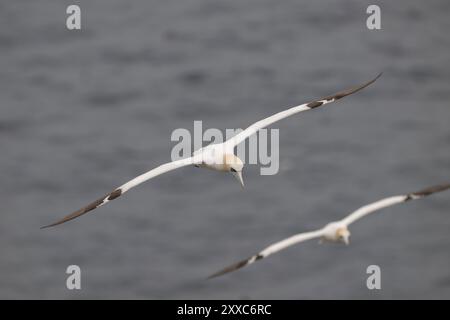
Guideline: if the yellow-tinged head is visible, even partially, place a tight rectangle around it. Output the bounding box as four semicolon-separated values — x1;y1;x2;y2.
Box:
336;227;351;245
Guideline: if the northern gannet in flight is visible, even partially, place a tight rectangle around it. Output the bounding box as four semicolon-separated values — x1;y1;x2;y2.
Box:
208;183;450;278
42;74;381;228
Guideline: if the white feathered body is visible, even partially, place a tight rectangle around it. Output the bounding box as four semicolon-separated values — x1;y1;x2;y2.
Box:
193;144;240;172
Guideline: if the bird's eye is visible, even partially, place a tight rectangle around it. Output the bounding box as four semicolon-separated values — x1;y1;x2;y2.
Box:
230;168;237;173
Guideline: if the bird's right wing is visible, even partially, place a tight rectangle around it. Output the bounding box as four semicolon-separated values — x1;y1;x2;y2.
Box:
224;73;381;149
342;183;450;226
42;156;201;228
208;229;325;278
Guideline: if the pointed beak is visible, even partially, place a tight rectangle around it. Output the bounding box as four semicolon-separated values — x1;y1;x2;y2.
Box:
343;236;350;245
232;171;245;188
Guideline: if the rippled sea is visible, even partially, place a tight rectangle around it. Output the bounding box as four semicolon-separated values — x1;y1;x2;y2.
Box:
0;0;449;299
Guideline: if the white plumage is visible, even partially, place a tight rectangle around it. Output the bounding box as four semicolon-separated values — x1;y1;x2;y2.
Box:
42;74;380;228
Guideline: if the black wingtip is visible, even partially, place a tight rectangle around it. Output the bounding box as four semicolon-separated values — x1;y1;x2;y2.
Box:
41;189;123;230
365;71;383;83
207;254;266;279
40;221;62;229
40;213;83;230
344;72;383;97
354;71;382;92
410;183;450;198
40;219;68;229
314;72;382;104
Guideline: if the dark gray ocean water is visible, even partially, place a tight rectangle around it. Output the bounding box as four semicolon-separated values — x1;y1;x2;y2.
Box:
0;0;449;299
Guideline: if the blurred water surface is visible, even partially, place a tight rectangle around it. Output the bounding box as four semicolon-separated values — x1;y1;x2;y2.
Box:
0;0;449;299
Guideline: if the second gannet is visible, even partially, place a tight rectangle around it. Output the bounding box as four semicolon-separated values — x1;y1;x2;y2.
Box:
208;183;450;278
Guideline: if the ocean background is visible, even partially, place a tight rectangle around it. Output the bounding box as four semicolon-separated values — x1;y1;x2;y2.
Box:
0;0;449;299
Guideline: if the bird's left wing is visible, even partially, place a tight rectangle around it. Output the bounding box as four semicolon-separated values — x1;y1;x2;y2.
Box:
224;73;381;148
342;183;450;226
208;229;324;278
42;156;200;228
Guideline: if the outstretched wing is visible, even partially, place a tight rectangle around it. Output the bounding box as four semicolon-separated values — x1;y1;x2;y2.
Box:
42;157;199;228
342;183;450;226
224;73;382;148
208;229;324;278
209;183;450;278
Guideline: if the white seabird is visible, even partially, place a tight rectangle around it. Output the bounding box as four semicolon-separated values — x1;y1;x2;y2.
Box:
42;74;381;228
208;183;450;278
